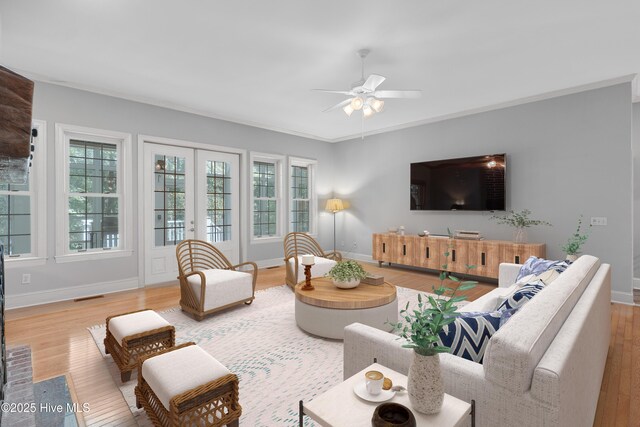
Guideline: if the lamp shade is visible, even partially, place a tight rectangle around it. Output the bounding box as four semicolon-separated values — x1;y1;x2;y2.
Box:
325;198;344;213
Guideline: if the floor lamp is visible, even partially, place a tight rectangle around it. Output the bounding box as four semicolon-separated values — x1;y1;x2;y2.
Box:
325;198;345;253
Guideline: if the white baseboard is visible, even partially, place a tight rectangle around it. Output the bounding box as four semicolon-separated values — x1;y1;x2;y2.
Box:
343;252;376;264
254;257;283;269
610;290;635;306
6;277;140;309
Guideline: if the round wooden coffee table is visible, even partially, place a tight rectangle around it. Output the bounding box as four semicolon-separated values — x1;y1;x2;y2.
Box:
294;277;398;339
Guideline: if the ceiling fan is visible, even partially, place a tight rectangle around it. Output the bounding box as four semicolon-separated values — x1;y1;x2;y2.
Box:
314;49;422;119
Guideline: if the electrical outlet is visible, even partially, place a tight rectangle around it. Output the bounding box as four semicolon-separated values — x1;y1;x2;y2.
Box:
352;241;358;248
590;217;607;226
22;273;31;285
340;241;345;247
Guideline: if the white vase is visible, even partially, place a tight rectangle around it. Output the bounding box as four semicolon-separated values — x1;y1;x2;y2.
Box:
566;253;579;262
332;278;360;289
407;351;444;414
513;228;527;244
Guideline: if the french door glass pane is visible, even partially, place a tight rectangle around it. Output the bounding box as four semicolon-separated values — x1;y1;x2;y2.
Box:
154;154;186;246
206;160;231;243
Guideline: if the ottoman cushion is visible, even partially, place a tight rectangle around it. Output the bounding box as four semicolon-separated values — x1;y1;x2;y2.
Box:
187;269;253;311
142;345;230;410
109;310;171;344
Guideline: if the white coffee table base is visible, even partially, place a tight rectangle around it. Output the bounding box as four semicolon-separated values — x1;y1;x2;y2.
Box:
301;363;473;427
295;298;398;340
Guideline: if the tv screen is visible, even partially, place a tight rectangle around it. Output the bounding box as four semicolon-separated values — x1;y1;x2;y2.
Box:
410;154;506;211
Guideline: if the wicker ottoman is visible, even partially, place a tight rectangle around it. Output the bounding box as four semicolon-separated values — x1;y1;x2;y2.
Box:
104;309;175;382
135;342;242;427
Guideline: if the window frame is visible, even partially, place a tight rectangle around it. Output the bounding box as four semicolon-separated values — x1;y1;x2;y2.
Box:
55;123;133;262
249;152;284;244
3;119;47;267
288;157;317;236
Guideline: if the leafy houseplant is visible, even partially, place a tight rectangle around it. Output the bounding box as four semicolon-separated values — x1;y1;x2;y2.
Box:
490;209;552;243
389;238;477;414
561;215;590;260
326;260;367;289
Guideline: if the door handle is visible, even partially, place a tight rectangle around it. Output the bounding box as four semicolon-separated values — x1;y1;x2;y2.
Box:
189;228;195;232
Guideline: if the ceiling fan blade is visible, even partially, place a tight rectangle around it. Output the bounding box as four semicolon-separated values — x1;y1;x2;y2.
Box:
322;98;352;112
312;89;353;95
362;74;386;92
374;90;422;99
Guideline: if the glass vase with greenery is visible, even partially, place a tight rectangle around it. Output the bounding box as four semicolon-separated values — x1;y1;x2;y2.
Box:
561;215;590;256
490;209;552;243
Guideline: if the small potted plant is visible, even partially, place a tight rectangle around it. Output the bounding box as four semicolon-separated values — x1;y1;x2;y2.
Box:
490;209;552;243
326;260;368;289
390;245;476;414
561;215;590;262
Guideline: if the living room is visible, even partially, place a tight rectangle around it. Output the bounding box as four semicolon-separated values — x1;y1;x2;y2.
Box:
0;1;638;426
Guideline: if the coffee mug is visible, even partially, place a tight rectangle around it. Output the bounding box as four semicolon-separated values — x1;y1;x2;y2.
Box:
365;370;384;395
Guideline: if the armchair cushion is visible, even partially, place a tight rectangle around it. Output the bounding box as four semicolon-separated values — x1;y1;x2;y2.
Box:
289;256;337;283
187;269;253;311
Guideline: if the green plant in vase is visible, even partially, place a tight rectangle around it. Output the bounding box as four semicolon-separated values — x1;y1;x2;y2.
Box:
561;215;590;261
389;233;477;414
326;260;367;289
490;209;552;243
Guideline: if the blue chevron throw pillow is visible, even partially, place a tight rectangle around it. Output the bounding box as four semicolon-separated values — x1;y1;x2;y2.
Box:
497;281;545;311
436;311;502;363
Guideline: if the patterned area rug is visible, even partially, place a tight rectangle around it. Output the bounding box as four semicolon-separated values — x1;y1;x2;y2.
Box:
88;284;432;426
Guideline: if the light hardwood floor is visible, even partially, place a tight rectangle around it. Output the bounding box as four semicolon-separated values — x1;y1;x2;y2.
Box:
5;263;638;426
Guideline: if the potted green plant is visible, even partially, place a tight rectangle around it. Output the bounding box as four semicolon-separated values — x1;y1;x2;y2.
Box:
390;241;476;414
561;215;590;262
490;209;552;243
326;260;368;289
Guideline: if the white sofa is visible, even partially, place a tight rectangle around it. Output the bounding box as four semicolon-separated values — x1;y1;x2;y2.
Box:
343;255;611;427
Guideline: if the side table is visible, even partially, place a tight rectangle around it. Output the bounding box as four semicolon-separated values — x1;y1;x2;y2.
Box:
299;362;474;427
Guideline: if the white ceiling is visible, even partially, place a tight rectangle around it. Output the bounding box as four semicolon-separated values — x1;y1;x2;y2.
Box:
1;1;639;142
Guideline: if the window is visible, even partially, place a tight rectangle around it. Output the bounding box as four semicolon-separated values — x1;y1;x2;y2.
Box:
1;120;46;265
250;152;284;242
205;160;231;243
55;124;132;261
289;157;317;235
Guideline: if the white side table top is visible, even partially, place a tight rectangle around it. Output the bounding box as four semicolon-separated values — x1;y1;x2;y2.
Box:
304;363;471;427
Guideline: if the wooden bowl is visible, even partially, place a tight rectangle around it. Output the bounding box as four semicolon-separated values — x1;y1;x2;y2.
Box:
371;402;416;427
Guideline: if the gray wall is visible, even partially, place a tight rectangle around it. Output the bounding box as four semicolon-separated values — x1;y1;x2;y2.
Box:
5;82;335;298
334;83;633;302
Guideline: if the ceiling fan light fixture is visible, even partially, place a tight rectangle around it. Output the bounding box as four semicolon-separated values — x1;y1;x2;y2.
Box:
343;103;354;116
370;98;384;113
363;104;374;118
350;96;364;110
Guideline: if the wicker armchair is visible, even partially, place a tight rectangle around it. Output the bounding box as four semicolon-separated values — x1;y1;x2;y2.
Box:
283;232;342;289
176;240;257;321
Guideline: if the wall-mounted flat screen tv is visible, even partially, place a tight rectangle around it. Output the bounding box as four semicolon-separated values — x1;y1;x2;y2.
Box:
410;154;506;211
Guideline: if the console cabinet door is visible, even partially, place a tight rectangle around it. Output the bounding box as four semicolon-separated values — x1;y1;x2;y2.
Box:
439;239;469;275
501;243;546;265
415;237;441;270
372;233;393;263
468;242;500;278
392;235;415;265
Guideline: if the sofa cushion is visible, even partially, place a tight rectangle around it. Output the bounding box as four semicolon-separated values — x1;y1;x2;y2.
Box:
187;269;253;311
437;311;502;363
515;256;571;281
496;281;545;311
482;255;601;393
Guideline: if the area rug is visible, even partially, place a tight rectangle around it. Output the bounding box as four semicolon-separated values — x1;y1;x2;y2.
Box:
88;285;449;426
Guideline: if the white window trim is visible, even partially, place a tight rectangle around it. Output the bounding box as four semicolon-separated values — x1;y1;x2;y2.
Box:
4;119;47;268
249;151;285;244
288;156;318;237
54;123;133;262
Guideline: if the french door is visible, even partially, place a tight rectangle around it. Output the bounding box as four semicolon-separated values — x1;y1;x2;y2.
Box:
143;143;240;285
